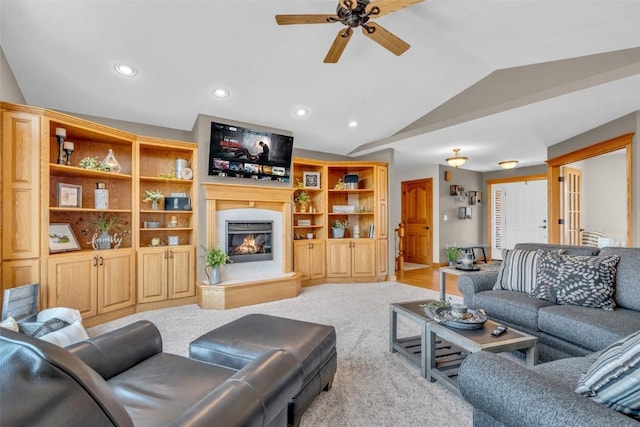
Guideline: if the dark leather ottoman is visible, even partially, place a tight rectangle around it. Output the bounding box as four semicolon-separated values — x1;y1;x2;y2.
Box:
190;314;337;427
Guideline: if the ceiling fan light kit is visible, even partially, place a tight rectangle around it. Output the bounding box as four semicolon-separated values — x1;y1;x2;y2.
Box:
275;0;423;63
499;160;519;169
446;148;468;168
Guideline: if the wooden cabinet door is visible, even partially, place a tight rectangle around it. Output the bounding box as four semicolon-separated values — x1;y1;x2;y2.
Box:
352;239;376;277
293;241;311;281
326;240;351;278
2;112;41;260
98;250;134;313
309;240;326;280
377;238;388;277
48;254;98;318
168;246;195;299
137;248;168;303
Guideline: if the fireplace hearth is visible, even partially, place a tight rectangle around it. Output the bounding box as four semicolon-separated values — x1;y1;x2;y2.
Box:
226;221;273;263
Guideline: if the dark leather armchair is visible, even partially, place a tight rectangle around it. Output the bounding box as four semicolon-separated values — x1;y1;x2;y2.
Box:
0;320;303;427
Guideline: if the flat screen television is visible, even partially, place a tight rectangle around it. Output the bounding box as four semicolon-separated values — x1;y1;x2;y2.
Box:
208;121;293;182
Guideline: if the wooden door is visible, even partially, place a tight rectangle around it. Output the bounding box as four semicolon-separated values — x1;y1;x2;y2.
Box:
309;240;326;280
562;167;582;245
138;248;168;303
168;246;195;299
326;240;351;278
351;239;376;277
98;250;134;313
48;253;98;318
401;178;433;265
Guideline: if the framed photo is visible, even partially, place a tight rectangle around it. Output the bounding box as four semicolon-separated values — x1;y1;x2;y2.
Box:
49;223;81;253
450;185;463;196
57;183;82;208
468;191;478;205
303;171;320;189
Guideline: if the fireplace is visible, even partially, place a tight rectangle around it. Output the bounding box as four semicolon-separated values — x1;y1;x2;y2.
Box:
226;220;273;263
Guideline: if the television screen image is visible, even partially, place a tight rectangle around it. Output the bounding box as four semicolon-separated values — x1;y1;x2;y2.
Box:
209;121;293;181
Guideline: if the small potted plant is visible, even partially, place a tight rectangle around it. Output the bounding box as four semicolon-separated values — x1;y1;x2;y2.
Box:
91;213;118;250
143;189;164;210
446;245;460;266
331;218;349;239
294;190;311;212
203;246;232;284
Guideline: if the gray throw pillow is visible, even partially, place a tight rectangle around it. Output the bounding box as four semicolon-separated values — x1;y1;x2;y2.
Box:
531;251;620;310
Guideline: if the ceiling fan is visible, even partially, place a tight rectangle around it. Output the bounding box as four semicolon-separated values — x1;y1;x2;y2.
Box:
275;0;424;63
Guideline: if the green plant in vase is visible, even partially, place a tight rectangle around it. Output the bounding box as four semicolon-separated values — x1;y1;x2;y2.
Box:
294;190;311;212
331;218;349;239
203;246;232;284
91;213;119;250
143;189;163;210
446;245;460;266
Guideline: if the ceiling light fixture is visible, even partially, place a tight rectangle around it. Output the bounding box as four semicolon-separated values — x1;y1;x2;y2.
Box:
498;160;519;169
348;120;359;128
114;63;137;77
212;88;229;98
295;107;309;117
445;148;468;168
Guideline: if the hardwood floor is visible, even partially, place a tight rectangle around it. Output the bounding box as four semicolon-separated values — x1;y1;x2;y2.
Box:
396;265;463;297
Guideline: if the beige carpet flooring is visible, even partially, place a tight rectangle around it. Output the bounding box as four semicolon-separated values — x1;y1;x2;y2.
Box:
89;282;472;427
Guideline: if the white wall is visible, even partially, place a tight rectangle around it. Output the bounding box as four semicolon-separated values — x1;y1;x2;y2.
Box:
0;46;26;104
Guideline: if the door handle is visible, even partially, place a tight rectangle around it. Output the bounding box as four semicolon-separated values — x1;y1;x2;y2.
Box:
99;256;104;266
92;256;98;266
538;225;547;229
424;226;430;230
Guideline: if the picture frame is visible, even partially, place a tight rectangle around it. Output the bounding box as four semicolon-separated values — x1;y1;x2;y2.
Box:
468;191;478;205
49;223;81;253
450;185;463;196
458;207;467;220
303;171;320;189
57;183;82;208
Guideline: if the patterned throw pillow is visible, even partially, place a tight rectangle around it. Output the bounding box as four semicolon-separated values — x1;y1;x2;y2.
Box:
493;249;539;293
575;330;640;419
531;252;620;310
581;231;605;247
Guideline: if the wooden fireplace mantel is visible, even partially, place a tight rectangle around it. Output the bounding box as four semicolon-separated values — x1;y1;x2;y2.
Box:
200;182;299;309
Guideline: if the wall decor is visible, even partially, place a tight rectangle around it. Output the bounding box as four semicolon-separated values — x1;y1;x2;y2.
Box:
444;170;451;181
450;185;463;196
468;191;481;205
458;207;467;220
303;171;320;189
57;183;82;208
48;223;81;253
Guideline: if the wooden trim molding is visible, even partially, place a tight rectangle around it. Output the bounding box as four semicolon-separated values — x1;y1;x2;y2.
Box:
546;133;634;245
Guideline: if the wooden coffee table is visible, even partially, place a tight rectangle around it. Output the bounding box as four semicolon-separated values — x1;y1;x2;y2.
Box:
390;299;538;395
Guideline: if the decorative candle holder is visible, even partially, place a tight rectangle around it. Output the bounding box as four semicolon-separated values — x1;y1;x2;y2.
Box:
55;127;66;164
63;141;74;166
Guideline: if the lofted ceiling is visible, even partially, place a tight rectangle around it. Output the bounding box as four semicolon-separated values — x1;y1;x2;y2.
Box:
1;0;639;172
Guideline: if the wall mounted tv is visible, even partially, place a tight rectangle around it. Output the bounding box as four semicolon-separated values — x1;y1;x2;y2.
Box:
208;121;293;182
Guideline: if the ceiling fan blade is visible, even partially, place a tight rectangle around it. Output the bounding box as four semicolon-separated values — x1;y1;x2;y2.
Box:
362;23;410;56
275;14;338;25
365;0;424;18
324;28;353;63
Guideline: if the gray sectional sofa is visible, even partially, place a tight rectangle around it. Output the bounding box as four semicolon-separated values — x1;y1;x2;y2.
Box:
457;243;640;361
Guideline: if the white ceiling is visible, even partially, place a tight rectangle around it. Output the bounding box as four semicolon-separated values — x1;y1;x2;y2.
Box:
2;0;639;171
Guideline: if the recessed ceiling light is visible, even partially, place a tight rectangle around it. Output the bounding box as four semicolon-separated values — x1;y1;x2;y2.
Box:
114;63;137;77
212;88;230;98
348;120;359;128
295;107;309;117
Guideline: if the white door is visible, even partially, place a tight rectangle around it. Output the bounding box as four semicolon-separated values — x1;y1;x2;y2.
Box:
492;180;548;259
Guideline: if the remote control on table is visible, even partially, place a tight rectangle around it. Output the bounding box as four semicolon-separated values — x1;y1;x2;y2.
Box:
491;325;507;337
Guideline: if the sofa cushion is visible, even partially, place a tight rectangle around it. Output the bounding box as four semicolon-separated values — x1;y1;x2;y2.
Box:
514;243;600;256
531;252;620;310
493;249;539;293
532;356;594;391
474;290;554;330
538;305;640;352
581;231;605;247
575;330;640;420
600;247;640;311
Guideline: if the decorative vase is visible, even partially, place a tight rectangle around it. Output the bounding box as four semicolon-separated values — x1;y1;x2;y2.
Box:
298;202;308;213
462;252;474;267
448;261;456;267
97;231;111;250
205;266;221;284
332;227;345;239
151;200;159;210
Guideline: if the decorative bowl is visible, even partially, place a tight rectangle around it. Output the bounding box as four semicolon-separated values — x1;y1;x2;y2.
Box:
433;307;487;329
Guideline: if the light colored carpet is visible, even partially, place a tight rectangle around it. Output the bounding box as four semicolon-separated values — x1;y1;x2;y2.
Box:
89;282;472;427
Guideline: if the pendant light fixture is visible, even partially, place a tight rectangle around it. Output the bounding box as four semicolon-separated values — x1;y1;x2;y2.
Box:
446;148;468;168
498;160;519;169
